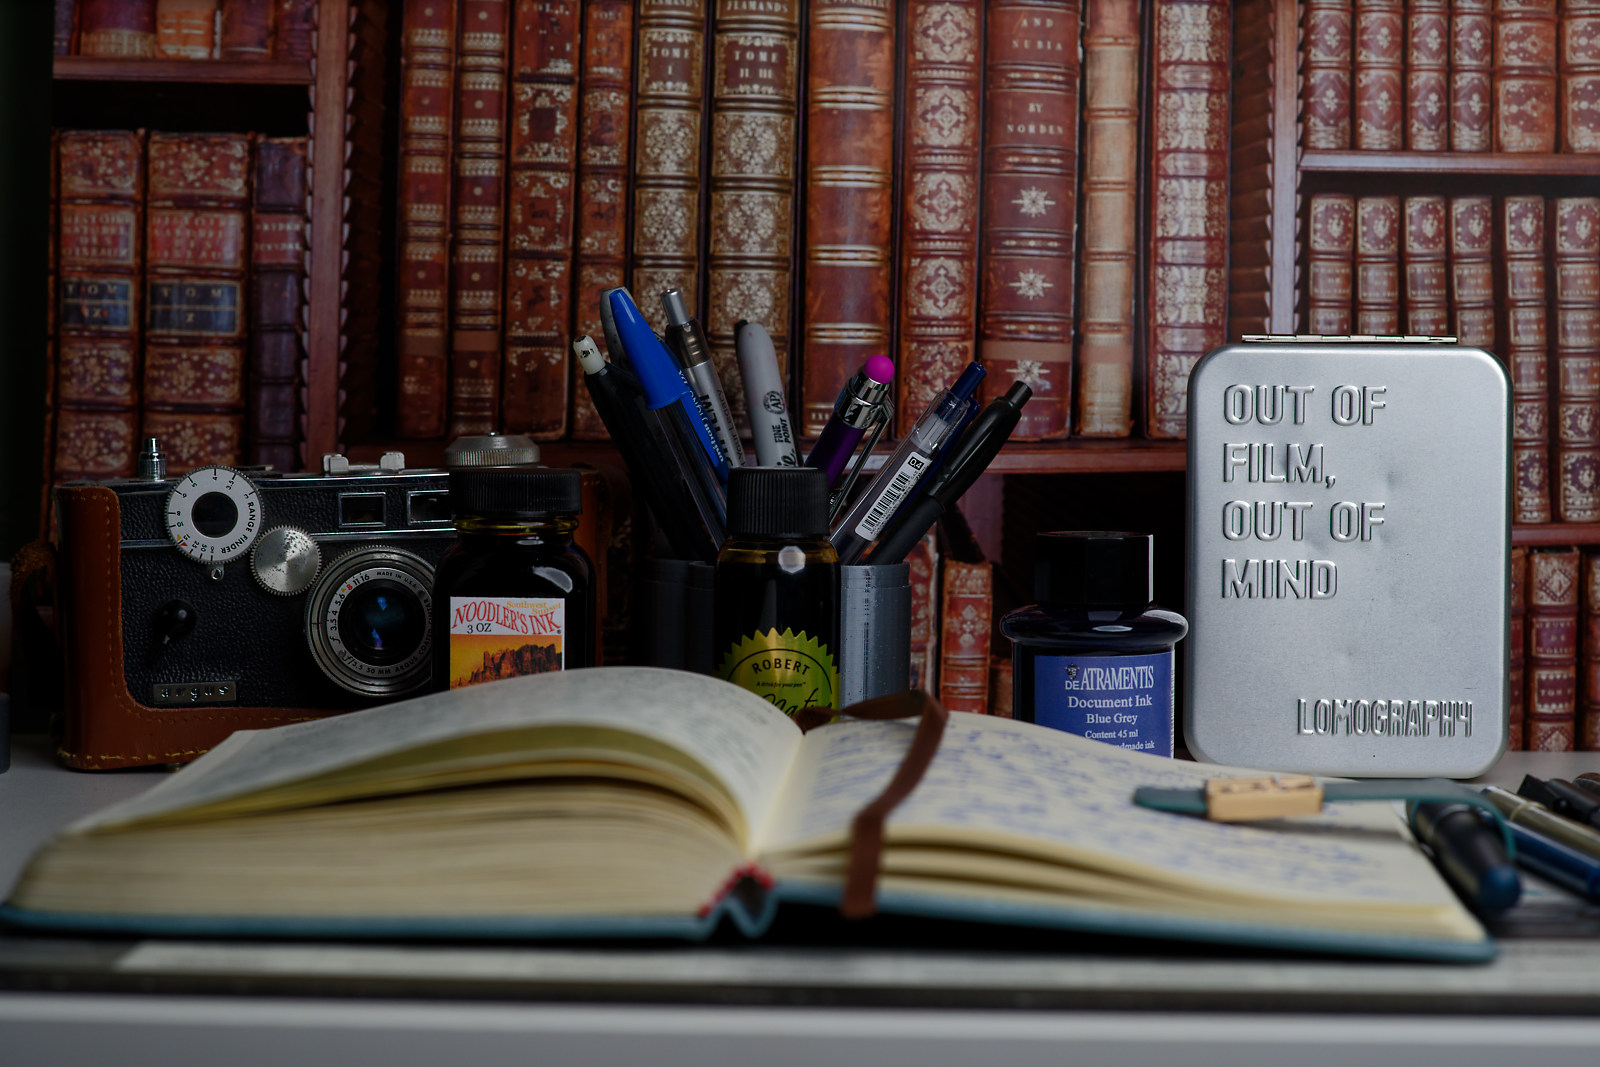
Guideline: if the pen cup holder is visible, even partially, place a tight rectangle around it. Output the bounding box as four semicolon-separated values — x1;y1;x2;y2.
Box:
640;558;715;675
840;562;912;707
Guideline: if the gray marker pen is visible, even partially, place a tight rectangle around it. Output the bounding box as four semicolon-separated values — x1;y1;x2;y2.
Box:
662;289;745;468
735;320;801;466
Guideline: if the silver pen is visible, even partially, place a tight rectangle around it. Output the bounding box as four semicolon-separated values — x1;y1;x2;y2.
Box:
661;289;745;468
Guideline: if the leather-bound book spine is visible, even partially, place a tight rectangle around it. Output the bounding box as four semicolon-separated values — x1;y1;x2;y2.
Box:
939;559;992;715
1146;0;1229;439
1494;0;1558;152
630;0;708;334
1554;197;1600;523
1307;194;1355;335
799;0;896;438
156;0;218;58
1353;0;1404;150
1583;550;1600;749
500;0;580;438
248;137;306;471
706;0;802;430
989;655;1014;718
55;0;79;55
143;132;252;473
44;132;58;492
906;530;940;692
55;130;145;482
977;0;1081;441
570;0;636;440
1304;0;1353;149
1402;195;1449;335
1075;0;1138;437
1354;195;1400;333
1510;545;1527;749
1449;195;1496;350
1451;0;1495;151
219;0;274;59
78;0;157;57
1407;0;1450;150
448;0;512;436
1563;0;1600;152
1228;0;1279;341
1527;546;1580;751
1505;195;1551;524
898;0;982;429
395;0;457;439
273;0;314;59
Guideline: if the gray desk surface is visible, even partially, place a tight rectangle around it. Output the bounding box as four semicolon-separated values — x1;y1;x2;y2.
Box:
5;735;1600;1066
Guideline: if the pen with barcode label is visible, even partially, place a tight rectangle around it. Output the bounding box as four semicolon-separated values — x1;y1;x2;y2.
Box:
830;362;985;564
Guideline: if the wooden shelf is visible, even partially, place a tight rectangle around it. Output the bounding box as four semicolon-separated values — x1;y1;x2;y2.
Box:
1513;524;1600;547
53;57;312;85
1301;150;1600;176
351;438;1189;476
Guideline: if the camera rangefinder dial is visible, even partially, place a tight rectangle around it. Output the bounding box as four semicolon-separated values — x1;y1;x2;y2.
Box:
164;466;263;565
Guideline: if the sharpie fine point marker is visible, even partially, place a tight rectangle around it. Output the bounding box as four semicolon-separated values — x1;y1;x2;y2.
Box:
662;289;746;470
831;362;985;565
737;320;801;467
609;288;731;487
575;336;721;561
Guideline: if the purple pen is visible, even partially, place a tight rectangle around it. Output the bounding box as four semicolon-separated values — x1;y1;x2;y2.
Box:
805;354;896;490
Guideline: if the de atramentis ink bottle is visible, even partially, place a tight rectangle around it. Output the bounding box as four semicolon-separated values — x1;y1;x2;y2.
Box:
1001;531;1188;757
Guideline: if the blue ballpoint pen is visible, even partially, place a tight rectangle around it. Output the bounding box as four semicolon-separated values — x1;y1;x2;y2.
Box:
830;362;985;564
608;289;731;484
1500;819;1600;902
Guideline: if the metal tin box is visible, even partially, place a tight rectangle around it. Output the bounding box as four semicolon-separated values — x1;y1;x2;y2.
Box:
1184;338;1509;777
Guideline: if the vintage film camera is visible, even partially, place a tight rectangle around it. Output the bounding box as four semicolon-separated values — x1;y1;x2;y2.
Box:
52;440;454;768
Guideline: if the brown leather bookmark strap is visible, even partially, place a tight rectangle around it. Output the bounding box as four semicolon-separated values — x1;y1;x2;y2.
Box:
795;689;950;919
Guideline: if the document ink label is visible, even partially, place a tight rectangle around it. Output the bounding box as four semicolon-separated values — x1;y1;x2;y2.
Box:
448;596;565;689
1032;652;1173;756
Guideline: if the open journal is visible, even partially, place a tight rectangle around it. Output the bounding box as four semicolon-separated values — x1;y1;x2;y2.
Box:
2;668;1490;961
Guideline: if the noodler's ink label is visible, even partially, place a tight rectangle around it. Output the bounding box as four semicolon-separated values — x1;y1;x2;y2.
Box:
716;629;839;714
1033;652;1173;756
449;596;564;690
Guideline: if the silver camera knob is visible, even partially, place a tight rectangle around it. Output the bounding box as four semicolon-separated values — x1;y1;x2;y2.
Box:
250;526;322;596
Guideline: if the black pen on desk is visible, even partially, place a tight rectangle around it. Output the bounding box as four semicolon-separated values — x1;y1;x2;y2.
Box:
1407;801;1521;916
575;336;722;560
868;381;1032;566
1519;774;1600;831
1573;773;1600;799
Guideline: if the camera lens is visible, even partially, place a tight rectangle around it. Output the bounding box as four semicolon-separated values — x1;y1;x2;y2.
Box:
305;547;434;697
336;579;427;667
191;491;239;538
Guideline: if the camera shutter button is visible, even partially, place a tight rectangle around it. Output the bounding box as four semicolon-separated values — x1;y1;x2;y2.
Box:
251;526;323;596
155;600;198;646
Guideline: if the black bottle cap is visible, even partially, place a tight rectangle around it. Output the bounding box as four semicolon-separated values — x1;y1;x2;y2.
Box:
449;467;583;519
1034;531;1154;607
726;466;830;539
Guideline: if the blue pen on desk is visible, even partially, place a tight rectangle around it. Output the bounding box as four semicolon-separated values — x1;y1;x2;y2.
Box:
608;288;731;484
830;362;985;565
1500;818;1600;902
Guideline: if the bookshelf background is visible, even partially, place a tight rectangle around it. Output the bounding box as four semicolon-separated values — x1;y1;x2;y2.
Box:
29;0;1600;740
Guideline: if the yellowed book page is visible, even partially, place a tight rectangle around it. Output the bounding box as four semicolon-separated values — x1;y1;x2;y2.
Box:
73;668;802;849
757;713;1468;918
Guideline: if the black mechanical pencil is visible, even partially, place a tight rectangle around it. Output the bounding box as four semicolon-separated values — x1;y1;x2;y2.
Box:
868;381;1032;566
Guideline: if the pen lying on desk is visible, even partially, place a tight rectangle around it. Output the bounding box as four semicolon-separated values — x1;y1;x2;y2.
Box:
1482;784;1600;862
1407;801;1521;916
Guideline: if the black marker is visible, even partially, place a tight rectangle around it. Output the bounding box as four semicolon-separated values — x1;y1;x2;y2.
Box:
1408;801;1522;916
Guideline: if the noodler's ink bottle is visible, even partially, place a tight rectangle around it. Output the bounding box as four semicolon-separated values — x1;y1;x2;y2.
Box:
713;467;840;714
1001;532;1187;756
432;466;594;691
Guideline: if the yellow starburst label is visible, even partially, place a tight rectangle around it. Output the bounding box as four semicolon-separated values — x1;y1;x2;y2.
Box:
715;628;838;715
